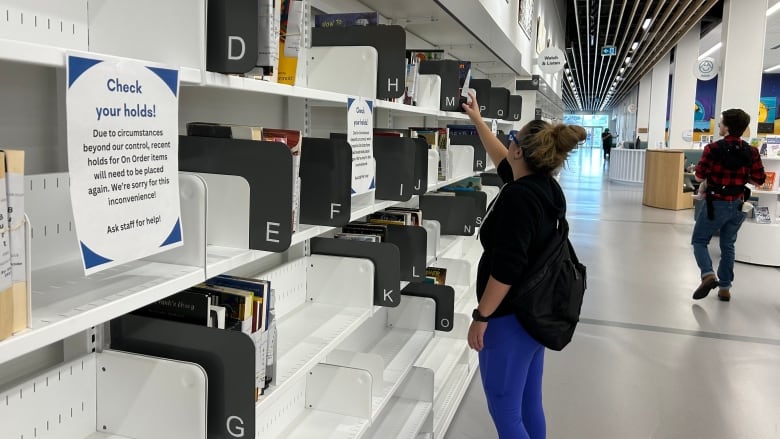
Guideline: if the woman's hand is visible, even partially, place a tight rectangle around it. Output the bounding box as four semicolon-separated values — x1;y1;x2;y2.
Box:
468;320;488;351
461;92;482;123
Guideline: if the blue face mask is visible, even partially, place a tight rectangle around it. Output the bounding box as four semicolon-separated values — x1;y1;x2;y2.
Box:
508;130;519;145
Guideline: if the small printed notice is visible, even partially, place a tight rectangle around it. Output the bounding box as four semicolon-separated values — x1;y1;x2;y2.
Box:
347;97;375;195
66;54;182;275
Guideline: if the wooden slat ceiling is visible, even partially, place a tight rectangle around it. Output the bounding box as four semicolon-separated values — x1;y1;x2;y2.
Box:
562;0;723;112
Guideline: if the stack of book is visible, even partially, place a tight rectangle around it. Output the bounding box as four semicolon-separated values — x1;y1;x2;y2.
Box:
186;122;302;232
134;275;277;400
335;207;423;242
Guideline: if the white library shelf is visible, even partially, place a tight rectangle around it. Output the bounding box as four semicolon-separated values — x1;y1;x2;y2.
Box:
0;0;526;436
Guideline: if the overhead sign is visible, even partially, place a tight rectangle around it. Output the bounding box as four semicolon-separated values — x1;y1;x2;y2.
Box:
538;47;565;74
66;54;182;275
694;57;718;81
601;46;617;56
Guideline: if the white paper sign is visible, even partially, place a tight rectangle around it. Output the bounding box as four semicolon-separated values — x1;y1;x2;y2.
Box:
66;54;182;275
348;97;375;194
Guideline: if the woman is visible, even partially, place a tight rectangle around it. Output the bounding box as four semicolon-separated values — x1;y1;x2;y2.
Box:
462;94;585;439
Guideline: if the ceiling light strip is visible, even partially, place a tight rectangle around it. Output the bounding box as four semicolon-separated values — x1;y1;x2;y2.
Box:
611;0;719;106
606;0;691;109
616;0;700;96
592;0;654;111
569;1;589;111
592;0;624;111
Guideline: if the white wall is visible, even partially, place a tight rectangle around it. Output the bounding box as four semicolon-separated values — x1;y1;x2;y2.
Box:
477;0;567;94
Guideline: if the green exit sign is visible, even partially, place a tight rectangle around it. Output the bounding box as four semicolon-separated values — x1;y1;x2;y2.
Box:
601;46;617;56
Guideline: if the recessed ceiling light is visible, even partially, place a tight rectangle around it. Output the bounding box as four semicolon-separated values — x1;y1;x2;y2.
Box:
642;19;652;30
619;67;625;73
631;42;639;51
625;57;631;64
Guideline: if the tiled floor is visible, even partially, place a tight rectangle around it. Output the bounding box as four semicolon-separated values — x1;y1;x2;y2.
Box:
445;148;780;439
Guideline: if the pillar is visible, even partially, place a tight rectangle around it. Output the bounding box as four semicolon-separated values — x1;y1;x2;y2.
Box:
668;22;701;148
648;54;671;148
636;72;653;144
715;0;769;138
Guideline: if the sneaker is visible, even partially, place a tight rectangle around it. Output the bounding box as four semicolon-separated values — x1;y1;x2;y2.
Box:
693;274;719;300
718;289;731;302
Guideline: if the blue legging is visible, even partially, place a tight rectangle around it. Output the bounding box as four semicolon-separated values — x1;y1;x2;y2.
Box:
479;314;546;439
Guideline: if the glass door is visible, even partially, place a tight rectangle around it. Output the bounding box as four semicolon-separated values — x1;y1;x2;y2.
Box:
583;127;603;148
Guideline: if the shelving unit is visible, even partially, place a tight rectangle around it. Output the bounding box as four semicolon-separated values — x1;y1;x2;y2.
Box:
0;0;537;437
737;156;780;266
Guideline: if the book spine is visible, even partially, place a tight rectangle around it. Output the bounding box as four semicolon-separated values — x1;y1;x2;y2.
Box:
0;152;12;340
4;150;25;333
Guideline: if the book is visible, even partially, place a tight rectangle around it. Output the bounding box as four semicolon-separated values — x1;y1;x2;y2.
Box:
334;232;382;242
367;210;409;226
247;0;282;81
447;124;479;136
426;267;447;285
192;284;254;333
759;171;776;191
342;222;388;241
0;152;13;340
755;206;772;224
314;12;378;28
186;122;263;140
134;290;213;326
441;176;482;192
278;0;304;85
3;150;24;334
209;305;226;329
407;50;444;64
265;288;277;388
209;275;270;332
263;129;302;232
384;207;423;226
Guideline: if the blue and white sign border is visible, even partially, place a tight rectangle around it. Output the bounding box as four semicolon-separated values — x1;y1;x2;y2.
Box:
66;53;182;274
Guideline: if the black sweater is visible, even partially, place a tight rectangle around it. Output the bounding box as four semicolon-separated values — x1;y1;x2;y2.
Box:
476;159;567;318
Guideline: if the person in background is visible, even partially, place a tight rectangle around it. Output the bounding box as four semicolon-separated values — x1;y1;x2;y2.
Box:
691;109;766;302
462;93;585;439
601;128;614;160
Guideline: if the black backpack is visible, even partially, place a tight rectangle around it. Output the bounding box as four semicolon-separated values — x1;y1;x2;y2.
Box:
510;183;587;351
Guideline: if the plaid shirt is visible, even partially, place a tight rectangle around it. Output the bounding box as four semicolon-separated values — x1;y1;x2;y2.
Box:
695;136;766;201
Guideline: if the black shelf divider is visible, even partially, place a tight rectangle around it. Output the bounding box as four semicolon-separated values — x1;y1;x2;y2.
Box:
206;0;258;73
470;79;492;117
385;225;428;283
449;134;487;172
111;314;256;439
411;138;429;195
374;136;417;201
299;137;352;226
419;194;478;236
312;25;407;99
179;135;293;252
418;60;461;111
487;88;510;120
310;237;402;307
507;95;523;121
480;172;504;187
401;283;455;332
454;191;488;228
